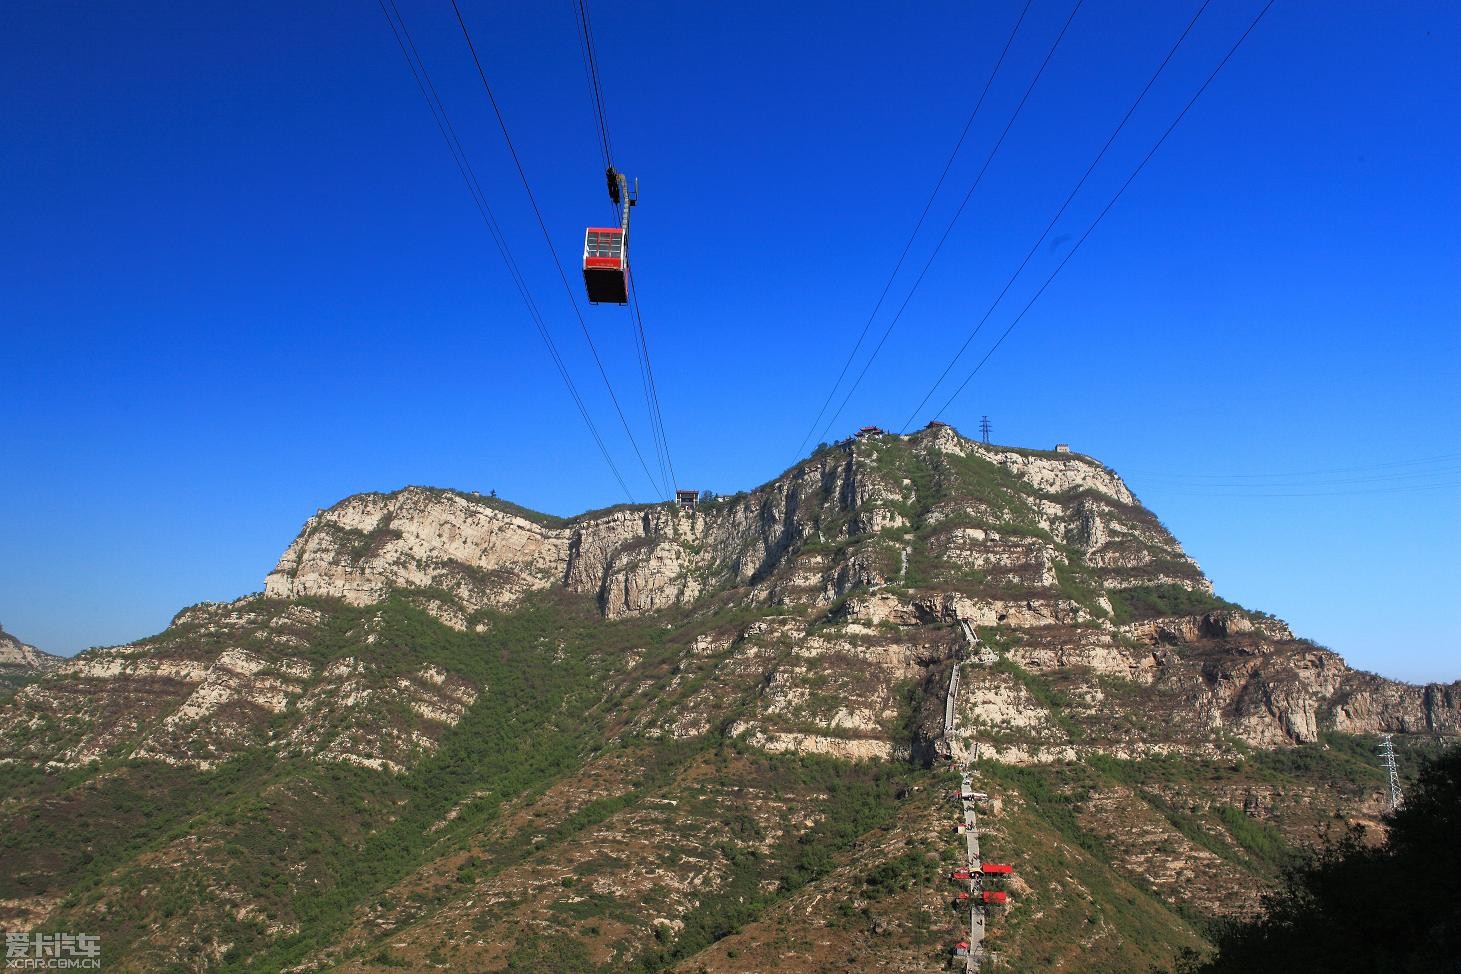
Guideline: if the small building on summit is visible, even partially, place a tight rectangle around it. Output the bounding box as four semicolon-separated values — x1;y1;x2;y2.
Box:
1055;443;1071;453
675;490;698;510
857;425;885;438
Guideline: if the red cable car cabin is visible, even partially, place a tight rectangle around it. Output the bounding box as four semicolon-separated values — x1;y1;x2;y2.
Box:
982;891;1008;905
583;227;628;305
981;863;1013;875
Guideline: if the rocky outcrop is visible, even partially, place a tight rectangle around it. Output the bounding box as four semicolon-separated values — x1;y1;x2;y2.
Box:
0;625;62;679
264;490;569;611
263;489;749;622
261;428;1200;625
1329;672;1461;736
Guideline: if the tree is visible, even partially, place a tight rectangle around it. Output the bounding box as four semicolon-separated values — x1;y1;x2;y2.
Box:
1182;745;1461;973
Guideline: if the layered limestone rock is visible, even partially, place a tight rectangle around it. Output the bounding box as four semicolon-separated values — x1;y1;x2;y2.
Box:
263;486;773;622
1330;675;1461;736
261;427;1201;627
0;624;62;677
264;490;569;610
941;607;1460;761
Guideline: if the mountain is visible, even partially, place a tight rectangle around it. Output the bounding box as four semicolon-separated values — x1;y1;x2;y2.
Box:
0;623;62;695
0;424;1455;973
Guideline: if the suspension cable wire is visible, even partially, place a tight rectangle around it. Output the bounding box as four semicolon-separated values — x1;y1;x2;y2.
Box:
573;0;681;494
628;269;680;493
626;268;674;496
1127;464;1461;489
787;0;1037;466
449;0;670;499
570;0;663;490
810;0;1087;452
619;226;673;496
377;0;635;501
570;6;611;172
931;0;1277;422
1135;480;1461;499
573;0;616;170
583;0;677;495
1121;452;1461;481
899;0;1214;432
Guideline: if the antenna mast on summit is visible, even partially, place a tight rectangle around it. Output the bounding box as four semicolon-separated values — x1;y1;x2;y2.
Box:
1379;734;1403;811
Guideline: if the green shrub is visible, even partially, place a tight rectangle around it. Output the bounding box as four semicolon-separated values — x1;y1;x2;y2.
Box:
1108;584;1241;624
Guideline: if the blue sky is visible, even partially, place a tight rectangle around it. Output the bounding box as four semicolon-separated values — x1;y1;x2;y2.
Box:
3;1;1457;683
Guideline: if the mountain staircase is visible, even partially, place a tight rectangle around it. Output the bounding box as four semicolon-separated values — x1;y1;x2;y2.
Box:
945;621;1006;972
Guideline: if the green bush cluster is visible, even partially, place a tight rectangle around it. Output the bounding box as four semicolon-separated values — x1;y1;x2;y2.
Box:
1108;585;1241;624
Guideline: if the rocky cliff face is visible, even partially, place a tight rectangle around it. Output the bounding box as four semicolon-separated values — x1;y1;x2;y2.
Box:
268;428;1196;619
0;425;1454;973
259;425;1457;757
0;625;61;694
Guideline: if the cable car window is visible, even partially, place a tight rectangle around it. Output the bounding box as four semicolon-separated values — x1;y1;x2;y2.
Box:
584;230;624;261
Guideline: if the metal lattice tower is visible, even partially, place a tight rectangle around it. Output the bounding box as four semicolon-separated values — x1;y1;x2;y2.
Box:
1379;734;1403;811
979;416;991;444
